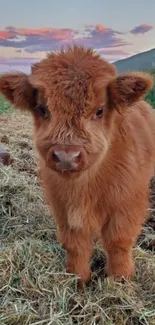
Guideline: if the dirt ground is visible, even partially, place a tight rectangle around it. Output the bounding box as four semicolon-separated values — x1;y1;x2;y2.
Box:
0;111;155;325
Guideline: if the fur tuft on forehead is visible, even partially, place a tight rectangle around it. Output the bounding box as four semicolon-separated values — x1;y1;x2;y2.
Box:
31;46;116;77
29;46;116;117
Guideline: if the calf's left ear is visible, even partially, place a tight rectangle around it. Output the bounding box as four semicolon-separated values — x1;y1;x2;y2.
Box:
0;72;37;110
107;71;153;110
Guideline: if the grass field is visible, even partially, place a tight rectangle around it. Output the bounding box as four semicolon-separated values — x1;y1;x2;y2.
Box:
0;95;155;325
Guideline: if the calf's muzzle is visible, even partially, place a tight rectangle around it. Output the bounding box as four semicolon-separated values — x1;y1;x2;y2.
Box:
51;145;83;172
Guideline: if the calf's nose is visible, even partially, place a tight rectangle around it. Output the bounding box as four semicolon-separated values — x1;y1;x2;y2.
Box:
52;150;81;171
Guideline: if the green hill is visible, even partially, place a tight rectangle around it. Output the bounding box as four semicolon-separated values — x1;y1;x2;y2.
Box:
114;49;155;108
145;69;155;108
115;48;155;74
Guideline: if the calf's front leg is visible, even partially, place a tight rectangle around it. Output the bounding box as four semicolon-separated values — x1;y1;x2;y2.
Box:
103;244;134;278
58;227;93;286
102;208;146;279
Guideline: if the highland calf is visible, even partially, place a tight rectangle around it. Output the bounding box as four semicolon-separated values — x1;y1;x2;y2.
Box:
0;46;155;287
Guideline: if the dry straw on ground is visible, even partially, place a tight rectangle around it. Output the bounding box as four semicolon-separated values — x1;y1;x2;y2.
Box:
0;111;155;325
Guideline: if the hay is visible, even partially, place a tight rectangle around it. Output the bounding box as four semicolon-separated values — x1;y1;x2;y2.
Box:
0;111;155;325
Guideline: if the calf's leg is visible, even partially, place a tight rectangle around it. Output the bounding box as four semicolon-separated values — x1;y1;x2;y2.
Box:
102;205;148;279
103;243;134;278
58;227;93;286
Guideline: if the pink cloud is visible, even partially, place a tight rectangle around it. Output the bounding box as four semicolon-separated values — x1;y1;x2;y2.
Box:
0;30;16;40
96;24;109;33
3;26;74;40
17;27;74;40
0;24;130;53
0;22;153;70
0;23;153;53
130;24;153;35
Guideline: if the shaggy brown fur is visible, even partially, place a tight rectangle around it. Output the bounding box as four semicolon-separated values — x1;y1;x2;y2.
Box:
0;46;155;287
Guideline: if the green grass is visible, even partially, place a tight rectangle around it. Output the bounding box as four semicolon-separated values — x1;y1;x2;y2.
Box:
0;95;13;114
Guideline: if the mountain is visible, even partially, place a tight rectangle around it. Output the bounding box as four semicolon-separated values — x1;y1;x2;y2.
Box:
114;48;155;73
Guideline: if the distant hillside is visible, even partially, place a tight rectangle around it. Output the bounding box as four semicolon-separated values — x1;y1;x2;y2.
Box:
115;48;155;73
145;69;155;108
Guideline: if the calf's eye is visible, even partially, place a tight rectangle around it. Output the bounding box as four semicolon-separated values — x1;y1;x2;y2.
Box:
96;107;103;118
35;105;49;119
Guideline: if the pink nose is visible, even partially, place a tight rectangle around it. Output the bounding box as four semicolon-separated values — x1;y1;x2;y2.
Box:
52;149;81;171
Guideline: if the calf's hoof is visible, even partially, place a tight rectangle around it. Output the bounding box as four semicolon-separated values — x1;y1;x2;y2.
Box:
77;273;92;291
106;264;135;281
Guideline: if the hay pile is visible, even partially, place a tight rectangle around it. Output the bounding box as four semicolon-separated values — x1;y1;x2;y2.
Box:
0;112;155;325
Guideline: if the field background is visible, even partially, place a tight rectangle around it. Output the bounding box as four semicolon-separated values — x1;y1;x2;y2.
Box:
0;69;155;325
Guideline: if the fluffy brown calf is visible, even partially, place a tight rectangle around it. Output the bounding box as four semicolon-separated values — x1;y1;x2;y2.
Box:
0;46;155;286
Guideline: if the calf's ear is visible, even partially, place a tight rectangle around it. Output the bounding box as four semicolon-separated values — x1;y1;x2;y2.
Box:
0;72;37;110
107;72;153;110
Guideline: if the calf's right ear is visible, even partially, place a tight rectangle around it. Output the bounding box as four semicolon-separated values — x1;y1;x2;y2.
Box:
0;72;37;110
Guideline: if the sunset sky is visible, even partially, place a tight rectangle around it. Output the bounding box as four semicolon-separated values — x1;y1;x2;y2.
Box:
0;0;155;73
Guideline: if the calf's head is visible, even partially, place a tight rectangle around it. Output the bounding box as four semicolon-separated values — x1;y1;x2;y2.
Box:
0;46;153;176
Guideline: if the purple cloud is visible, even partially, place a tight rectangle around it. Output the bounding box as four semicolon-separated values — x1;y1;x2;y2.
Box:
0;57;40;73
0;22;153;71
130;24;153;35
75;24;130;50
0;57;40;66
98;48;131;56
0;24;131;54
